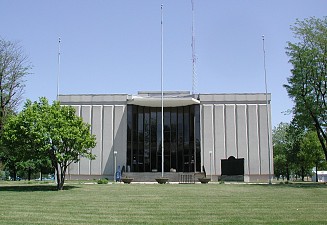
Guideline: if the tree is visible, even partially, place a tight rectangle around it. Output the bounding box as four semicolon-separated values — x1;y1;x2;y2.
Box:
284;17;327;161
1;103;47;180
273;120;327;181
297;131;317;181
300;130;326;181
272;121;303;181
272;122;289;180
0;112;25;180
0;38;31;134
2;98;96;190
286;120;306;180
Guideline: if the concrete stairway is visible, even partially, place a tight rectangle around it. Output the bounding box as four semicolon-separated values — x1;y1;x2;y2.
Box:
121;172;206;182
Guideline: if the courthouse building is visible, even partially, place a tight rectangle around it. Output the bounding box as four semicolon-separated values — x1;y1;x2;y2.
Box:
59;91;273;182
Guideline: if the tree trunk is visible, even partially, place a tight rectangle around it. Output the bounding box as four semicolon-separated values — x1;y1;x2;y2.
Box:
286;164;290;181
58;165;67;190
0;103;4;134
12;167;17;181
49;147;62;190
58;179;64;190
309;110;327;161
28;167;31;181
55;164;67;190
55;165;61;190
58;168;64;190
315;162;318;182
301;166;304;181
57;174;65;190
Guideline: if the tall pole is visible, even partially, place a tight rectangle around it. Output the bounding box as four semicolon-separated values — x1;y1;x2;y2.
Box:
161;4;164;178
114;151;117;182
191;0;196;95
57;37;61;101
209;151;212;181
262;35;272;184
54;37;61;186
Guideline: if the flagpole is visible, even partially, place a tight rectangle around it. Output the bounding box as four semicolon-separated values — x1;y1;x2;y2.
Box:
262;35;272;185
57;37;61;101
54;37;61;186
161;4;164;178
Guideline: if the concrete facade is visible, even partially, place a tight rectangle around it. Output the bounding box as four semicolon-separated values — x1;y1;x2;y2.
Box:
59;92;273;182
200;94;273;182
59;94;128;180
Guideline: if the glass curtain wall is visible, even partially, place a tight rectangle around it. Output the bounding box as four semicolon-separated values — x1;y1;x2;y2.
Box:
127;105;200;172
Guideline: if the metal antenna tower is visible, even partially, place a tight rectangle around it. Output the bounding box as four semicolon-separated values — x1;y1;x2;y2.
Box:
191;0;197;95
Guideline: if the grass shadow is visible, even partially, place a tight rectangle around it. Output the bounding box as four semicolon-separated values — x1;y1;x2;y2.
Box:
272;182;327;189
0;185;79;192
255;182;327;189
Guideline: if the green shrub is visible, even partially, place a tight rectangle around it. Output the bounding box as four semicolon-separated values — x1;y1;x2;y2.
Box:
0;171;10;180
0;171;5;180
97;178;109;184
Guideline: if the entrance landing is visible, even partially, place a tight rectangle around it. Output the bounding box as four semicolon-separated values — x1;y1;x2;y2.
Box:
122;172;205;182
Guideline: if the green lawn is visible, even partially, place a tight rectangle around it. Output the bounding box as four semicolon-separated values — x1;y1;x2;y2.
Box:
0;182;326;224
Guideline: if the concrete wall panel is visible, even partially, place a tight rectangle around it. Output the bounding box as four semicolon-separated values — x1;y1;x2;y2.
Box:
114;105;127;172
68;105;81;175
202;105;214;175
80;105;91;175
247;104;260;175
225;104;237;158
258;104;269;174
236;104;248;175
91;106;102;175
268;105;273;176
214;104;225;175
102;106;114;175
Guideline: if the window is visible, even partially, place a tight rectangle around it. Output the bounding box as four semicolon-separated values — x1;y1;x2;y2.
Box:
127;105;200;172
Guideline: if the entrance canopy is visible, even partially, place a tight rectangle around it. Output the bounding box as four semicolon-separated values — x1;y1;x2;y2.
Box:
127;91;200;107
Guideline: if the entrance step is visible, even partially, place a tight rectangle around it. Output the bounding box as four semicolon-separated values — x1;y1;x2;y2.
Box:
122;172;205;182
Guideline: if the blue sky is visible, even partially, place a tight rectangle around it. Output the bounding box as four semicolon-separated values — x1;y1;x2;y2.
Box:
1;0;326;127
